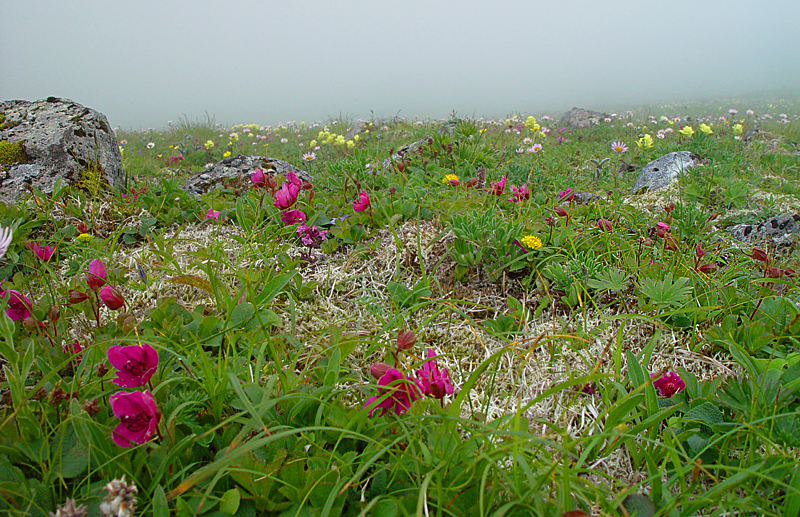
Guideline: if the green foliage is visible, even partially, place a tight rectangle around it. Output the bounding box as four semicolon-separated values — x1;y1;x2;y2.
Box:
0;139;27;165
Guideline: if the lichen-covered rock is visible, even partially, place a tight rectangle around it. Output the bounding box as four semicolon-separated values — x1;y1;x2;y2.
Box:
559;107;608;128
182;154;313;197
726;213;800;245
631;151;699;195
0;97;122;204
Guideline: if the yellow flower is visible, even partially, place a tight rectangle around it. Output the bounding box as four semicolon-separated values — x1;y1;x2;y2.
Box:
442;174;459;185
318;131;326;139
223;151;231;158
76;233;93;243
699;123;713;135
637;134;654;149
119;146;124;154
733;123;743;135
521;235;542;251
346;140;355;149
524;116;537;130
310;139;317;147
205;140;214;149
335;135;345;145
680;126;695;138
353;134;360;141
479;128;487;134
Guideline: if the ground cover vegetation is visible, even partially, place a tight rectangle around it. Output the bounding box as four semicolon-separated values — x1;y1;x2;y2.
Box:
1;94;800;516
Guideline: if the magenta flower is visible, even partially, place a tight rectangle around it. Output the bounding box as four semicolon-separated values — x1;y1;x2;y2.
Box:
63;340;84;368
1;289;32;322
251;168;268;189
281;210;306;226
109;390;159;447
558;188;575;202
651;371;685;398
597;218;613;231
353;191;371;212
508;183;530;203
107;343;158;388
286;171;302;188
415;349;454;399
274;181;300;210
204;208;220;221
490;176;507;196
99;285;125;311
28;242;55;262
86;259;107;291
363;368;421;417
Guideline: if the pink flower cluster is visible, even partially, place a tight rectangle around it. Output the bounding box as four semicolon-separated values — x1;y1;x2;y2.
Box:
363;348;454;418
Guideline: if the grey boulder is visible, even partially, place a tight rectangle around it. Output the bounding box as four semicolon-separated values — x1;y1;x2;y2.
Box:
560;107;608;128
726;214;800;245
631;151;699;194
0;97;122;204
182;154;313;197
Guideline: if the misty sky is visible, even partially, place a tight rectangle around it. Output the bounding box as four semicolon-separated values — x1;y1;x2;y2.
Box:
2;1;799;129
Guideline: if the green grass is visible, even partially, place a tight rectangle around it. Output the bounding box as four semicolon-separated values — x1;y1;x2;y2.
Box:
1;94;800;516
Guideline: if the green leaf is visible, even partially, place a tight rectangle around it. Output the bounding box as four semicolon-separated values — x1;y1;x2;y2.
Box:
619;493;655;517
153;485;170;517
167;274;213;294
219;488;241;515
682;402;724;426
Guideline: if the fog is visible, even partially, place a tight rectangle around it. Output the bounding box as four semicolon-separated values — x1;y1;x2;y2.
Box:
2;0;799;129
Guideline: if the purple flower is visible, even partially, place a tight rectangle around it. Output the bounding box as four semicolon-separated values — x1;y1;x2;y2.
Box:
204;208;220;221
296;223;328;247
508;183;530;203
86;259;107;291
1;289;32;322
109;390;159;447
363;368;421;417
353;191;370;212
281;210;306;226
415;349;454;399
651;371;685;398
107;344;158;388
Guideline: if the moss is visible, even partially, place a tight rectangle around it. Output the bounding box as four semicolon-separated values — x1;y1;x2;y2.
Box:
0;139;28;165
76;160;107;197
0;112;5;129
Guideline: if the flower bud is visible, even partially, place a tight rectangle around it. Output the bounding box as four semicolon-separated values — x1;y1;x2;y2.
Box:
697;263;718;274
596;218;612;232
48;305;60;323
695;242;705;258
466;178;478;188
553;206;568;217
68;289;89;305
396;330;417;351
76;222;88;234
664;235;678;251
99;285;124;310
369;362;390;380
749;248;768;262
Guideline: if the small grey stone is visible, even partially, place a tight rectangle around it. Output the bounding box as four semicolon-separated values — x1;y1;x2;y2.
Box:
631;151;698;194
381;121;456;170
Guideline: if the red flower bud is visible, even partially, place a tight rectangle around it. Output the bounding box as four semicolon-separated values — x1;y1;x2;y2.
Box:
695;242;706;258
553;206;568;217
749;248;768;262
697;263;718;274
99;285;125;310
48;305;60;323
68;289;89;305
396;330;417;351
596;218;612;232
466;178;478;188
76;222;88;234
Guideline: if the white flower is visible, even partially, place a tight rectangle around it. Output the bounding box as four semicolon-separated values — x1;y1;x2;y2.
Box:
146;142;154;149
0;226;12;259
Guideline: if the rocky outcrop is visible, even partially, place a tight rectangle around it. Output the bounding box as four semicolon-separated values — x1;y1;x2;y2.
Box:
182;154;313;197
560;107;608;128
726;214;800;246
0;97;123;204
631;151;699;194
